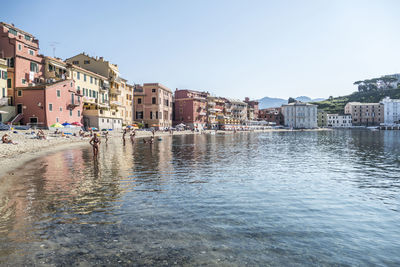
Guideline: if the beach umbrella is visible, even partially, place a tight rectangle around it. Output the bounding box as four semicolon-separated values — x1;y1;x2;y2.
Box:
126;125;132;128
71;122;83;126
50;123;64;128
64;125;76;128
151;124;160;127
62;122;71;126
89;127;98;130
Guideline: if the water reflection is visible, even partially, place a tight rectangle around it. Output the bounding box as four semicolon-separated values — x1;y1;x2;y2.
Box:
0;130;400;265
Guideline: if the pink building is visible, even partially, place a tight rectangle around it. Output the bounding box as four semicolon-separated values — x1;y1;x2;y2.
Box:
15;79;83;127
174;89;209;129
244;97;259;120
0;22;44;107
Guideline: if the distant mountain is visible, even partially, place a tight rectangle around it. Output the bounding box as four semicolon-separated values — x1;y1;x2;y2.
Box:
258;96;326;109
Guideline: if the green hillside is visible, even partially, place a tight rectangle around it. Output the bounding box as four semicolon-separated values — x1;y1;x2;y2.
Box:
310;88;400;114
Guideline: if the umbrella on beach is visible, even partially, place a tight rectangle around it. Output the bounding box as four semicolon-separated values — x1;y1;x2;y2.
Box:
62;122;71;126
71;122;83;126
126;125;132;128
89;127;98;130
50;123;64;128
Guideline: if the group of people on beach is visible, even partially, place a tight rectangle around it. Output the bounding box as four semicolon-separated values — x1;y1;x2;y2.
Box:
90;128;156;157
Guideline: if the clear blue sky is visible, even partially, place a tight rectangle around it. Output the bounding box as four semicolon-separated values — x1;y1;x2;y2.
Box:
3;0;400;100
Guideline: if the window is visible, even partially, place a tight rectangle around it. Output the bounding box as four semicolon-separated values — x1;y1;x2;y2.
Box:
136;111;143;119
70;109;72;116
152;97;156;104
17;90;22;97
29;50;34;56
7;79;11;88
30;62;38;72
24;35;31;41
84;74;86;82
60;107;62;111
72;61;79;65
18;44;22;51
49;103;53;111
156;111;159;119
77;72;80;80
138;98;142;104
1;71;6;79
90;76;93;84
8;28;17;35
56;117;59;122
22;79;26;84
84;60;90;64
95;78;97;85
57;90;61;97
48;64;53;71
152;88;156;93
2;88;5;97
89;90;92;97
78;110;81;117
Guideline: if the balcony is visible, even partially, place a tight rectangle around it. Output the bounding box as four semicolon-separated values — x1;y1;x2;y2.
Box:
83;96;96;104
0;97;8;106
110;100;123;107
208;102;216;107
110;87;122;95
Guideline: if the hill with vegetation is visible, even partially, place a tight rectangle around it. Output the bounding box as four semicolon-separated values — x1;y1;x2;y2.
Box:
310;88;400;114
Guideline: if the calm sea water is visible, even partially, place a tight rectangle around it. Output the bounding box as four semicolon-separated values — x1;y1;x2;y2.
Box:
0;130;400;266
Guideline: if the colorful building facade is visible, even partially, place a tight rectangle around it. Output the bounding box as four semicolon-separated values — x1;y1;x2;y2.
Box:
174;89;208;129
133;83;172;129
344;102;384;126
15;79;83;127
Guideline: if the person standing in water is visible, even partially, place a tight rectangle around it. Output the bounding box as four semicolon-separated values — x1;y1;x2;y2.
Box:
130;130;136;144
89;134;101;157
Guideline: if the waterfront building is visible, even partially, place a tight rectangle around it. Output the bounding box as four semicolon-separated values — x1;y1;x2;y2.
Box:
344;102;384;126
124;83;134;125
282;101;317;128
0;22;44;123
65;53;124;129
327;114;352;127
244;97;259;120
174;89;208;129
381;97;400;125
317;109;328;127
207;96;226;129
258;108;284;125
0;58;13;122
14;79;83;127
134;83;173;129
226;98;248;124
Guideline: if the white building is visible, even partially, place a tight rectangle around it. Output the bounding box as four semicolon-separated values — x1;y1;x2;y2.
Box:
282;102;317;129
327;114;352;127
381;97;400;125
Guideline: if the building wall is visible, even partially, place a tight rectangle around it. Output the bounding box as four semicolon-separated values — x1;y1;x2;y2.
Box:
344;102;384;126
174;89;208;129
16;80;83;127
327;114;352;127
317;109;328;127
135;83;172;128
282;103;317;128
381;97;400;125
259;108;284;125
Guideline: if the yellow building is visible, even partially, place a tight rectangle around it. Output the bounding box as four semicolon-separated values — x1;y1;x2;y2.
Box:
66;53;126;129
45;56;122;129
0;58;14;122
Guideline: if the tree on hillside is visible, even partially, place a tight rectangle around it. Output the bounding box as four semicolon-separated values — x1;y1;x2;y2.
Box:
354;76;398;92
288;97;296;103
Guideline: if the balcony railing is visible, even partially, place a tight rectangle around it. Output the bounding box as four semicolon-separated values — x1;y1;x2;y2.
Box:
0;97;8;106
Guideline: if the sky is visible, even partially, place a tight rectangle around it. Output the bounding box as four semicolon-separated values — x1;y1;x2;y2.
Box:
2;0;400;100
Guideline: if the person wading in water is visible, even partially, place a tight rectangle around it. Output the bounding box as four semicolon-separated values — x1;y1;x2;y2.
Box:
90;134;101;158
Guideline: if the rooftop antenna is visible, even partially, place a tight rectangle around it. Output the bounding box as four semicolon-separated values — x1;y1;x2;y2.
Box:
49;41;60;58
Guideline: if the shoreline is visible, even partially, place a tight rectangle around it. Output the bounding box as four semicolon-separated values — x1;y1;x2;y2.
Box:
0;128;331;179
